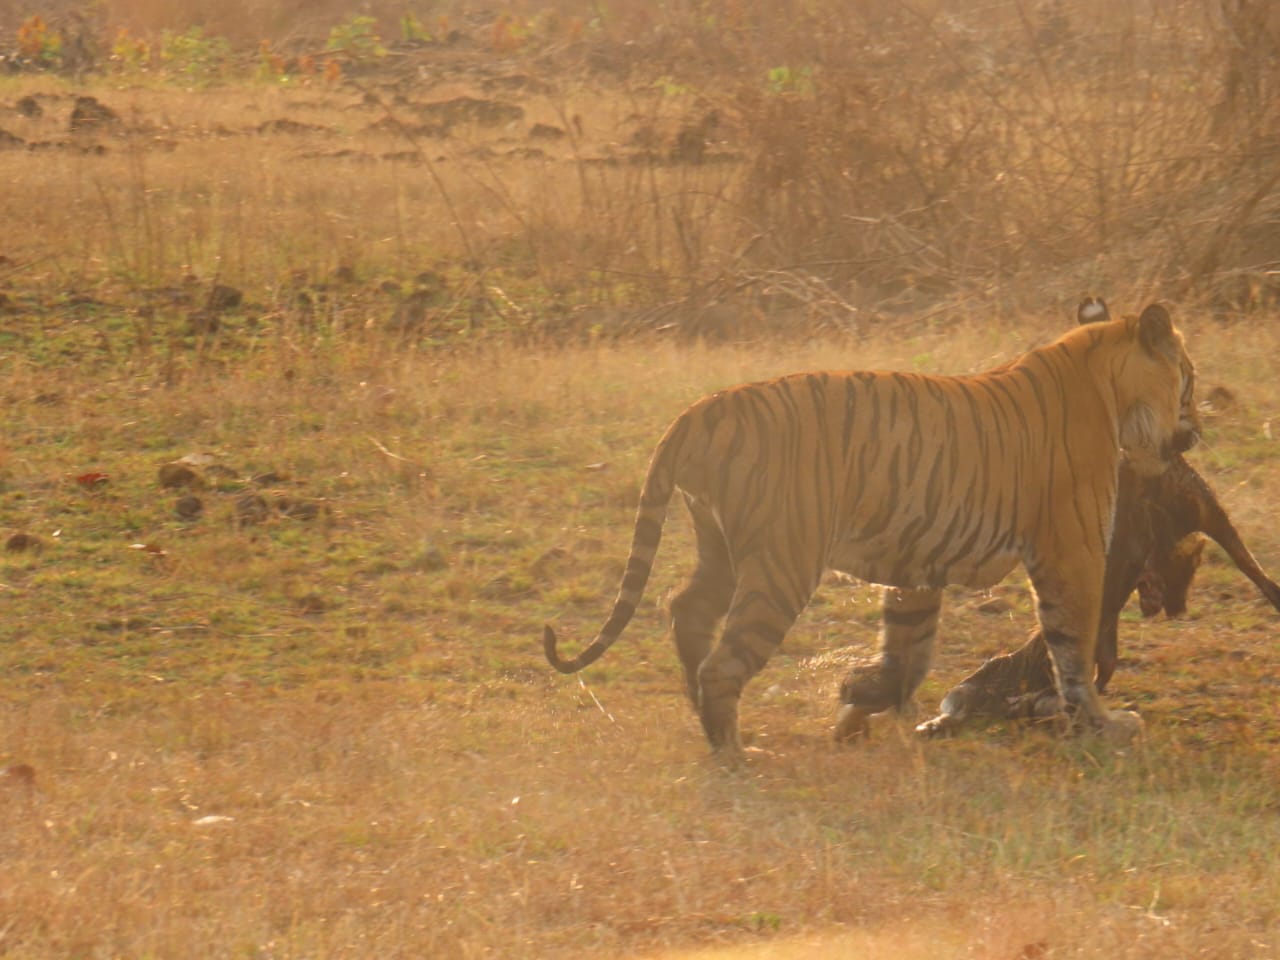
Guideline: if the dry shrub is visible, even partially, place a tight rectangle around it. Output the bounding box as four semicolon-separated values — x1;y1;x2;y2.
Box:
1;0;1277;334
85;0;443;45
708;0;1280;312
423;0;1277;326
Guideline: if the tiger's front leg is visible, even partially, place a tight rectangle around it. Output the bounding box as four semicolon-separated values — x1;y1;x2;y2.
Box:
1030;561;1144;744
835;587;941;741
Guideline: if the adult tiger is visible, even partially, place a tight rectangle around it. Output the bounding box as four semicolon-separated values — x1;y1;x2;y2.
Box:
543;304;1200;759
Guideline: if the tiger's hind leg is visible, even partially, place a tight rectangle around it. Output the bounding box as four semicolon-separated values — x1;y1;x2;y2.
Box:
670;497;736;706
836;587;941;741
695;556;814;759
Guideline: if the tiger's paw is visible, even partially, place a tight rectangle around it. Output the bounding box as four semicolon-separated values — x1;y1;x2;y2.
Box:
833;704;872;743
1050;706;1145;744
708;743;747;770
707;742;776;771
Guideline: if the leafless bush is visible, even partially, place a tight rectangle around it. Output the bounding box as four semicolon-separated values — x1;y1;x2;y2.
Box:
672;0;1269;314
3;0;1277;338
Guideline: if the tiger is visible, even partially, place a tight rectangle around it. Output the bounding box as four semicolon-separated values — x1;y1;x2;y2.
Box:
543;302;1200;760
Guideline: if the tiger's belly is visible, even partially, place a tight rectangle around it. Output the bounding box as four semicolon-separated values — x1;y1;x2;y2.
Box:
827;535;1021;591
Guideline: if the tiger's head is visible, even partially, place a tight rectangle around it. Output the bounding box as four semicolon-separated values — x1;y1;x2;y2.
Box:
1077;297;1200;475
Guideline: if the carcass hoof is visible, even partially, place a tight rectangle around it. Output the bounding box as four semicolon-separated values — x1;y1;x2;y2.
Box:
914;712;959;738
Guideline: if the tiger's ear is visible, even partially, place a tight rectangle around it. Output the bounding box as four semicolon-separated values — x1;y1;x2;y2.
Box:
1136;303;1175;355
1077;296;1110;325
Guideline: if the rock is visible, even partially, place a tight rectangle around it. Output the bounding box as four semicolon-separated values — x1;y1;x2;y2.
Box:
235;493;270;526
175;495;204;521
158;462;202;489
277;497;321;520
529;122;566;140
207;284;243;312
69;95;120;133
4;532;43;553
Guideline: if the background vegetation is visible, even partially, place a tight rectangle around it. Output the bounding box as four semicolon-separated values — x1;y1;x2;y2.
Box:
0;0;1277;334
1;1;1279;957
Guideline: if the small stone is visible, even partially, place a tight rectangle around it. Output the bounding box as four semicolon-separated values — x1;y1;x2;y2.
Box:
296;592;327;615
175;495;204;521
0;763;35;788
207;284;243;313
235;493;270;526
158;462;201;489
4;532;43;553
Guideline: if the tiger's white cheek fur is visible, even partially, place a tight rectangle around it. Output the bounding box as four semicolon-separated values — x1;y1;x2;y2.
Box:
1118;404;1168;477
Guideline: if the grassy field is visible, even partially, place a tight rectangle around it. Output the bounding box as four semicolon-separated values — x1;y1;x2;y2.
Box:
3;3;1280;957
4;309;1280;958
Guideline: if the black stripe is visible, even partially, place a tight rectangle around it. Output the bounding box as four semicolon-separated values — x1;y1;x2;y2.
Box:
856;445;902;539
841;377;858;461
634;515;663;544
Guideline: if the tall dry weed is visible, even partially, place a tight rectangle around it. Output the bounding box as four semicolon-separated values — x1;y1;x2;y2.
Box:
716;0;1279;314
1;0;1276;334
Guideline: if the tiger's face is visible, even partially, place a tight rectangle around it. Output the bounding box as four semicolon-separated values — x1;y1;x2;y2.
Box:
1114;303;1199;474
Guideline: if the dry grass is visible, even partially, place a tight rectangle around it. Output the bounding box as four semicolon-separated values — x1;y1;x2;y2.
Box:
3;315;1280;958
2;0;1277;329
0;76;745;336
1;3;1280;956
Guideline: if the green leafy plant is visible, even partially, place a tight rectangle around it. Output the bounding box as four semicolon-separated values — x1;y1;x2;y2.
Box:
766;65;814;95
254;39;290;84
110;28;151;73
401;12;432;43
159;26;231;84
652;75;695;98
326;15;387;63
17;15;62;68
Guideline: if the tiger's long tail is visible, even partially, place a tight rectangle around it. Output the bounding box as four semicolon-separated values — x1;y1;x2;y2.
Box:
543;416;690;673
